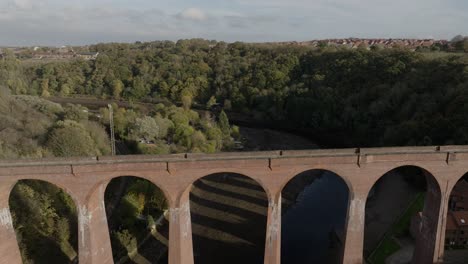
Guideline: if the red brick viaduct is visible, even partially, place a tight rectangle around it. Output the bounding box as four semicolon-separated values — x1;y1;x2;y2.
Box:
1;145;468;264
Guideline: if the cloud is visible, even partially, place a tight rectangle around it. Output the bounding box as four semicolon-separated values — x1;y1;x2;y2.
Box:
177;8;207;21
13;0;33;9
0;0;466;45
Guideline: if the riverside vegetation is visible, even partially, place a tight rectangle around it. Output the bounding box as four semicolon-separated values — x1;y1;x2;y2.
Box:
0;37;467;263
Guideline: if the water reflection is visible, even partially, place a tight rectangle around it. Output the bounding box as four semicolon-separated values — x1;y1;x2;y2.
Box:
281;173;349;264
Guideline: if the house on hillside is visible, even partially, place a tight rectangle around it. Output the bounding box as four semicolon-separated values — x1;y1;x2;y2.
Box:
76;52;99;60
445;211;468;247
33;52;75;60
31;50;99;60
412;180;468;248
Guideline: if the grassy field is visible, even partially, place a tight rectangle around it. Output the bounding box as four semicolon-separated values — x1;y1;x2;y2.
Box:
367;192;425;264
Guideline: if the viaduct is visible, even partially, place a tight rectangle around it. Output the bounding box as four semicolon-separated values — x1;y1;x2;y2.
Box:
1;145;468;264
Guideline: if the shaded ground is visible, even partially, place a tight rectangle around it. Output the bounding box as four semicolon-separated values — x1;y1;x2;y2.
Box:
190;174;268;264
240;127;318;151
385;238;414;264
444;250;468;264
120;219;169;264
364;171;419;256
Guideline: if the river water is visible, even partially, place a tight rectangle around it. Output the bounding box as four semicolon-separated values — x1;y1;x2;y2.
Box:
281;173;349;263
239;127;349;263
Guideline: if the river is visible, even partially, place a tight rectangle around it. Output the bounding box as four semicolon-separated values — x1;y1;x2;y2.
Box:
240;127;349;263
281;172;349;263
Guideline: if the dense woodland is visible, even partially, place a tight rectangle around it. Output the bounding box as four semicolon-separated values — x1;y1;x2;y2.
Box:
2;38;468;147
1;38;468;263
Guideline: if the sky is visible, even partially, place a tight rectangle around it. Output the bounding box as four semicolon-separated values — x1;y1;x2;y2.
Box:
0;0;467;46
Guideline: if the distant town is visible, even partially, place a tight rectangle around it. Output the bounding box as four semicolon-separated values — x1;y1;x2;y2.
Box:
263;38;451;50
0;45;99;61
0;38;459;62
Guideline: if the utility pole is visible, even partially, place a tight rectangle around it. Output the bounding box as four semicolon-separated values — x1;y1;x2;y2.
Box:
108;104;116;156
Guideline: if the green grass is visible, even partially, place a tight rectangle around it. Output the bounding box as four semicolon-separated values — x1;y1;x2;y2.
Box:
419;51;466;60
367;192;425;264
368;237;401;264
394;193;425;236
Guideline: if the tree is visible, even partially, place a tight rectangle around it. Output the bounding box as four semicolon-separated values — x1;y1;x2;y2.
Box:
112;80;124;99
63;103;88;121
130;116;160;142
9;180;78;263
191;130;207;150
223;99;232;110
173;124;195;148
205;126;223;151
46;120;97;157
357;42;369;50
451;35;465;43
206;96;217;109
153;115;173;139
459;39;468;52
59;84;71;96
82;121;111;155
41;79;50;97
181;95;192;110
218;110;230;136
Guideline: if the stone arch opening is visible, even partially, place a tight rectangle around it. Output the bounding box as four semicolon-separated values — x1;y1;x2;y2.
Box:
8;179;78;264
280;169;350;264
104;176;169;264
363;165;441;264
189;172;268;264
444;172;468;261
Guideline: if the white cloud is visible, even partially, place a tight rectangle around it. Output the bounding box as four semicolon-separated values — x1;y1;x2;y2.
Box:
13;0;33;9
177;8;207;21
0;0;466;45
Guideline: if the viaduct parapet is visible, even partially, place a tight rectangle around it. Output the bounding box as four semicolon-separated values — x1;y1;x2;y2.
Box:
2;145;468;264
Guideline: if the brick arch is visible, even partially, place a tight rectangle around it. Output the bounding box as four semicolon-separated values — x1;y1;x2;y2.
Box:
447;171;468;194
439;171;468;262
363;164;443;264
75;172;173;264
278;167;354;200
365;163;443;198
3;146;468;264
184;171;270;264
7;178;80;263
180;170;272;205
9;178;81;210
2;180;18;199
87;174;172;208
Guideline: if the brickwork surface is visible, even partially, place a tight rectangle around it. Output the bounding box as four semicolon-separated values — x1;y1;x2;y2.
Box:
2;145;468;264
